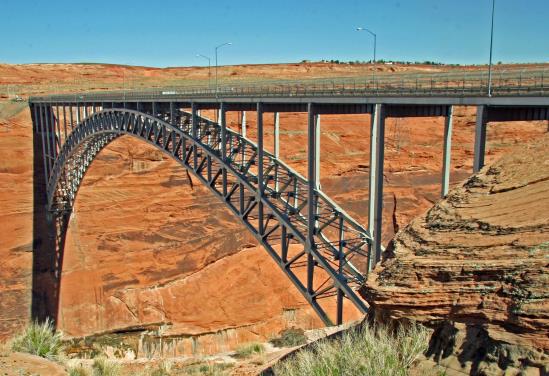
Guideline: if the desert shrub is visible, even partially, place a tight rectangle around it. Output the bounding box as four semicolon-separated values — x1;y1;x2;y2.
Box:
68;364;91;376
184;362;233;375
10;318;63;360
150;359;173;376
273;322;430;376
92;357;121;376
270;328;307;348
235;342;265;358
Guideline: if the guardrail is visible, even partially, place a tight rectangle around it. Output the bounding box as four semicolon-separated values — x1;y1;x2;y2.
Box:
29;68;548;102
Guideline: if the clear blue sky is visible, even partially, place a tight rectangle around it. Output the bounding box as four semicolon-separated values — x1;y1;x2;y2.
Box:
1;0;547;67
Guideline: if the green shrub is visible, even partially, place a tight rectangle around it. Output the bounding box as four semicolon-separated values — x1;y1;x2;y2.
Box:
92;357;121;376
68;364;91;376
150;359;173;376
273;322;430;376
184;362;233;375
235;342;265;358
10;318;63;360
270;328;307;348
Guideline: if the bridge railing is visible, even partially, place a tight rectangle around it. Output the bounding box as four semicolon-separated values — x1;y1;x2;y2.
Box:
28;68;548;102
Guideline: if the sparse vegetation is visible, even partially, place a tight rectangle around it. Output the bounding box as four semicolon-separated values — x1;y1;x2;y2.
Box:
149;359;173;376
235;342;265;358
92;357;121;376
10;318;63;360
183;362;233;375
270;328;308;348
272;322;430;376
68;364;91;376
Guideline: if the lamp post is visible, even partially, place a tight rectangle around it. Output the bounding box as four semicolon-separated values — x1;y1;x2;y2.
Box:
196;54;212;89
356;27;377;81
215;42;232;96
487;0;496;97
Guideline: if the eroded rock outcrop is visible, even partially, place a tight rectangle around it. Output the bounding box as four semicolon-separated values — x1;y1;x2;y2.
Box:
361;135;549;373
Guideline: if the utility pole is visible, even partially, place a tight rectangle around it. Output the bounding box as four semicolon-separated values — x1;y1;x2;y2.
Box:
196;54;212;89
215;42;232;97
487;0;496;97
356;27;377;81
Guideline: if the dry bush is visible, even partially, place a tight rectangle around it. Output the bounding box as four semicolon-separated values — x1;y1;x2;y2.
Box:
273;322;430;376
235;342;265;358
92;357;121;376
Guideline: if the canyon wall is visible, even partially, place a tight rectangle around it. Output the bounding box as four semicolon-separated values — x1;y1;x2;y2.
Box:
361;135;549;374
0;64;547;355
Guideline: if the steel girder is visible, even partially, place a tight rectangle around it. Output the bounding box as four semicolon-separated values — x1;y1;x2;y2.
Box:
45;107;372;325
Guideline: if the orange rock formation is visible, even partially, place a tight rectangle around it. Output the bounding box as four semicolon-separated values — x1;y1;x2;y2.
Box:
0;63;547;357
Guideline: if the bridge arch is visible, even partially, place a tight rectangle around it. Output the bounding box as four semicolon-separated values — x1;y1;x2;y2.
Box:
41;107;371;326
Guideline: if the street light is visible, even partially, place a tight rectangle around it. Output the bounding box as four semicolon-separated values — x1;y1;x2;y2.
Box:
356;27;377;81
196;54;212;89
215;42;232;96
487;0;496;97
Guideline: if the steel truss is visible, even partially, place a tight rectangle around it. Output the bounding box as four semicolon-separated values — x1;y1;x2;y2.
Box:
42;106;371;325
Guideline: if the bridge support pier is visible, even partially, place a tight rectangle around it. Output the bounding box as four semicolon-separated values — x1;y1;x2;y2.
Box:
473;105;487;173
274;112;280;158
441;106;454;197
191;103;198;170
220;103;228;197
307;103;317;297
371;104;385;269
315;114;321;190
241;111;247;137
257;103;264;235
274;112;280;191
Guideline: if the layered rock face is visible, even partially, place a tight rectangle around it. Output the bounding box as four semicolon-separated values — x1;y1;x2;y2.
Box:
361;135;549;372
1;62;547;357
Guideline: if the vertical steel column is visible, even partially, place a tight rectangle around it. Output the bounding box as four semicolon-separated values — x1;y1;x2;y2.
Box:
373;104;385;267
315;114;321;189
441;106;454;197
152;102;157;117
83;104;88;118
367;105;379;271
54;105;61;153
241;111;247;137
170;102;175;125
307;103;318;295
220;103;228;197
43;106;53;176
473;105;487;173
336;215;344;325
49;105;58;159
62;106;68;142
35;104;49;185
273;112;280;158
69;105;74;131
257;103;264;235
191;103;198;170
76;104;80;124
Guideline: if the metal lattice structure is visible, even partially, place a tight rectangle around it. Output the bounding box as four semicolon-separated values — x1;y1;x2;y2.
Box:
39;105;371;325
29;72;549;326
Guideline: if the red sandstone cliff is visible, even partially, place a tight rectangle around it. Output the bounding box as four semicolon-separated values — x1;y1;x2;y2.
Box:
361;135;549;374
0;63;547;358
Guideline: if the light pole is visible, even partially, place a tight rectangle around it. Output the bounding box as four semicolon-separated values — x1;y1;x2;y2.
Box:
487;0;496;97
196;54;212;89
356;27;377;81
215;42;232;96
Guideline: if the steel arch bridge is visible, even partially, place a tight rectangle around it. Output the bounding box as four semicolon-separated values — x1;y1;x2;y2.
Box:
32;104;372;326
29;69;549;327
